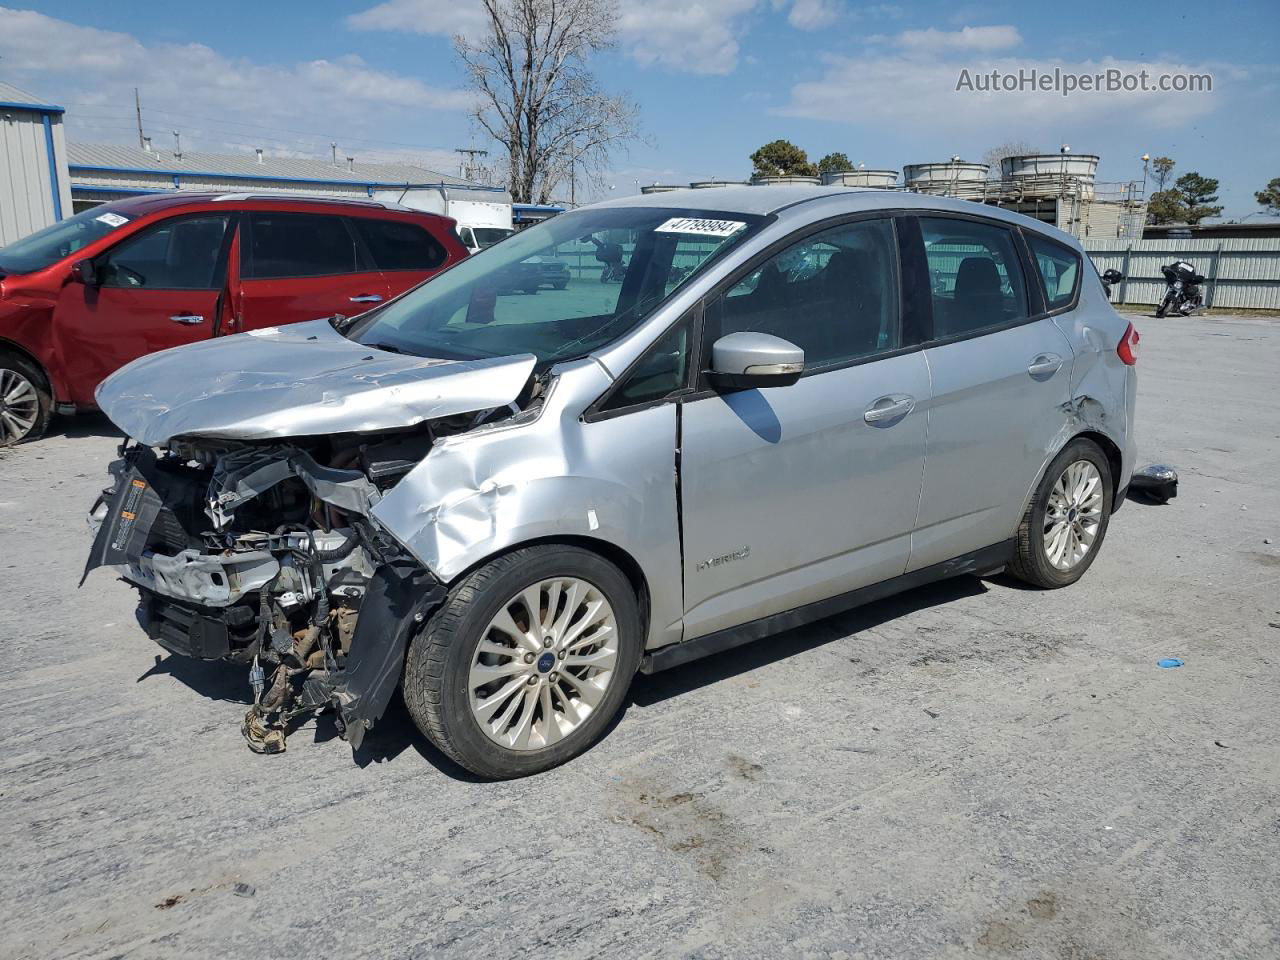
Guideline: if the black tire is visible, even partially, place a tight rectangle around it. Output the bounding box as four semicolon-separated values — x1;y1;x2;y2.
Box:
1008;437;1114;589
1155;294;1171;318
403;545;642;779
0;351;53;446
552;281;567;290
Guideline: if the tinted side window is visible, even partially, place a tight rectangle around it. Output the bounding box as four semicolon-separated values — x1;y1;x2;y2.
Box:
705;218;899;368
352;218;448;271
1026;232;1081;311
602;318;689;411
244;213;357;279
100;216;229;290
920;217;1028;338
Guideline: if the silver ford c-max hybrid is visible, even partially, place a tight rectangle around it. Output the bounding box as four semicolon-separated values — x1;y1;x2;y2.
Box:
86;187;1138;778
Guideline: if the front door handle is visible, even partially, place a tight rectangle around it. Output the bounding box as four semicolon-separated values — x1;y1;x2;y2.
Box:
349;294;384;303
1027;353;1063;379
863;394;915;424
169;314;204;325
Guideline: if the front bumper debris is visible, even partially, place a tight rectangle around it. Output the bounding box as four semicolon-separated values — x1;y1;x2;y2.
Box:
83;439;446;755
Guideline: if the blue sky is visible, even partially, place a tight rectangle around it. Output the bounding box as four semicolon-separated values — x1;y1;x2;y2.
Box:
2;0;1277;217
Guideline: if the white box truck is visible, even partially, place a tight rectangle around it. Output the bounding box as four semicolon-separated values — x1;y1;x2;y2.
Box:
373;184;514;253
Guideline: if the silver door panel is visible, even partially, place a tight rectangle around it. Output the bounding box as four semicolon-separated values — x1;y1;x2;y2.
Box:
681;351;931;639
909;318;1074;571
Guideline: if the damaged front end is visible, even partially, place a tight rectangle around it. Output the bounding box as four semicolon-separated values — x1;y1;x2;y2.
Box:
84;320;544;753
85;434;457;751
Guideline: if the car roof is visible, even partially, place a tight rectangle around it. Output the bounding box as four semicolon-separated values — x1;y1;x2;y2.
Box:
97;192;439;218
590;185;1079;245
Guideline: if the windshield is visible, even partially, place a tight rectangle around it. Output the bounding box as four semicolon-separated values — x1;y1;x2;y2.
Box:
348;206;764;366
0;206;133;275
472;226;514;249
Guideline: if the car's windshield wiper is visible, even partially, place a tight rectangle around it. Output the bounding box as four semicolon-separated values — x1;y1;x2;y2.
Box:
363;341;415;356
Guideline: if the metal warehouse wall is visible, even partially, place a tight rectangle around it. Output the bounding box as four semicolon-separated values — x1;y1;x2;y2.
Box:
71;169;375;198
1083;238;1280;311
1;109;72;245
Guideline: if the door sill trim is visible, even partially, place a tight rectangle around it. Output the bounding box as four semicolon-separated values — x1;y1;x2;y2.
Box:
639;539;1015;674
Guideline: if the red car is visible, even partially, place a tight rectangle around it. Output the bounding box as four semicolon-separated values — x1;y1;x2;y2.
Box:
0;193;468;444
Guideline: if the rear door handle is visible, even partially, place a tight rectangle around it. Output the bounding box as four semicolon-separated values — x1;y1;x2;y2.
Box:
863;394;915;424
169;314;204;325
1027;353;1063;378
349;294;384;303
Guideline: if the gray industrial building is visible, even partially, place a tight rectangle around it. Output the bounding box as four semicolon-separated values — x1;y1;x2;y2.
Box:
62;143;493;210
0;82;74;246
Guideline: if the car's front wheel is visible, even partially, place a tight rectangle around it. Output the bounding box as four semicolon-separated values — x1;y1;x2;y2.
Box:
403;545;642;779
1008;438;1113;589
0;353;51;446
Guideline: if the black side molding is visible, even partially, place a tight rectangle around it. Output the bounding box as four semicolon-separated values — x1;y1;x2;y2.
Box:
640;539;1015;674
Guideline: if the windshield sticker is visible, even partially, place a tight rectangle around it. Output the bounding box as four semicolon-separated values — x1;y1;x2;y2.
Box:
654;217;746;238
94;212;130;228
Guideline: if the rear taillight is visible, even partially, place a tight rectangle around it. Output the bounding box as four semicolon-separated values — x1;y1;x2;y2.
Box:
1117;322;1140;365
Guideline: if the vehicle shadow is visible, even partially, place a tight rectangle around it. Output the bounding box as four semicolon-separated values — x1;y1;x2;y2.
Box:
346;693;489;781
629;574;989;707
331;574;993;777
135;574;992;781
137;650;488;777
136;653;252;704
49;411;122;441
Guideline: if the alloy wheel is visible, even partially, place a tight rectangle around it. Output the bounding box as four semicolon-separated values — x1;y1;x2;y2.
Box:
469;577;619;751
0;368;40;444
1043;460;1104;571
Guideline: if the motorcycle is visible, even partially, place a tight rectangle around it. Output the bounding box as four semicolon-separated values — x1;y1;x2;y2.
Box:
584;234;627;283
1155;260;1205;317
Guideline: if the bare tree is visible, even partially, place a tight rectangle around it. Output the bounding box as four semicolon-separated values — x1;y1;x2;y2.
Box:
455;0;641;204
982;139;1040;177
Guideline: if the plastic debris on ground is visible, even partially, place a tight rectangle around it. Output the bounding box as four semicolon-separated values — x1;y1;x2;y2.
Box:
1129;464;1179;504
1158;658;1185;669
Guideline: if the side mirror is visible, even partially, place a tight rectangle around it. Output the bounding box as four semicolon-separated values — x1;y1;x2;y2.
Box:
708;332;804;389
69;258;98;286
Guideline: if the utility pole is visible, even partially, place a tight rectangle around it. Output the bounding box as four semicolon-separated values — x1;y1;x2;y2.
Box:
454;147;488;181
134;88;144;149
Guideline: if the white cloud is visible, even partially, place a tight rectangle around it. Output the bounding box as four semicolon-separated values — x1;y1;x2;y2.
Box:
346;0;489;40
618;0;760;75
847;3;903;21
0;7;470;158
776;54;1218;133
788;0;842;30
350;0;764;76
897;25;1023;53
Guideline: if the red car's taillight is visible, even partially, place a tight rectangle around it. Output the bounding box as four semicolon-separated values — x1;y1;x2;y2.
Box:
1117;322;1140;365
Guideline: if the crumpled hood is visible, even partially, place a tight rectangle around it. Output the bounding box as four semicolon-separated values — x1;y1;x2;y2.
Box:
96;318;537;445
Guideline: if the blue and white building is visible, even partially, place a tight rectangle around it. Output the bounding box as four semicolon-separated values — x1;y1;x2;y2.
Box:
0;82;73;246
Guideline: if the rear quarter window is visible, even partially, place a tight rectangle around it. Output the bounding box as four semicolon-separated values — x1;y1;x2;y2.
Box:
351;218;450;271
1025;233;1082;311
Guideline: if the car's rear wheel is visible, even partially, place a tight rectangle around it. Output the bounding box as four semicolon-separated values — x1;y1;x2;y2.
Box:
403;545;642;779
0;353;51;446
1008;438;1113;589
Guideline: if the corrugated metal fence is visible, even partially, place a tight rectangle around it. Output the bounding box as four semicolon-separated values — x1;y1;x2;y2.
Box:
1082;238;1280;311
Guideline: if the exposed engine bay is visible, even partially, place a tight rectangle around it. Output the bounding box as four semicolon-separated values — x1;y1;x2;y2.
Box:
84;399;538;754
